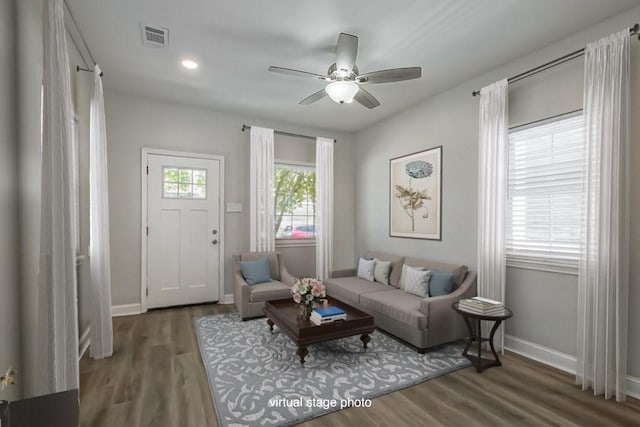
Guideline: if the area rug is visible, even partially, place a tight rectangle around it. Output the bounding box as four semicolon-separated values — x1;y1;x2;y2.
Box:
193;313;470;427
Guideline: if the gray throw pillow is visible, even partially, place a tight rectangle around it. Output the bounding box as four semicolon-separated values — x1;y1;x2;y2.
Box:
357;258;376;282
400;265;431;297
373;259;392;285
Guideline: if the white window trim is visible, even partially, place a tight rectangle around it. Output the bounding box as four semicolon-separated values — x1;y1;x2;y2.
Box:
506;254;578;276
275;238;316;248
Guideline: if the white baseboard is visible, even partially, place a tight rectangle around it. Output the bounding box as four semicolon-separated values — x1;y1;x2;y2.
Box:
221;293;234;305
504;334;576;374
112;303;143;317
79;326;91;359
627;376;640;400
505;334;640;400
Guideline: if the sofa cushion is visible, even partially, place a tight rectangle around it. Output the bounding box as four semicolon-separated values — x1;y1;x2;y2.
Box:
360;290;428;330
373;259;392;285
324;276;395;304
404;257;468;289
365;251;405;288
356;258;376;282
248;280;292;303
241;252;280;281
240;257;272;285
429;271;454;297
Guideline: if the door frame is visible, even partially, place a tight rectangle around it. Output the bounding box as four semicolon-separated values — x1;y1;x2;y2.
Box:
140;148;225;313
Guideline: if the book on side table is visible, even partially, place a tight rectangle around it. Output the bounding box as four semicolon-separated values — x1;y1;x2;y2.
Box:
458;296;504;315
311;306;347;325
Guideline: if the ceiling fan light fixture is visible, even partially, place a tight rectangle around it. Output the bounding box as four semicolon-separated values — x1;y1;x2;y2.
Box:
325;81;359;104
181;59;198;70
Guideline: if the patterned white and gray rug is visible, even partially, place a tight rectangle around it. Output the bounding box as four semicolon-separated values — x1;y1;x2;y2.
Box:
193;312;470;427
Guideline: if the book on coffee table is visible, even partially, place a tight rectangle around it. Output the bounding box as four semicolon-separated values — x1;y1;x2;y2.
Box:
314;306;345;317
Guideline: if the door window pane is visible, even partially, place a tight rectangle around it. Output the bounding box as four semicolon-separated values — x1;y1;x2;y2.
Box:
163;167;206;199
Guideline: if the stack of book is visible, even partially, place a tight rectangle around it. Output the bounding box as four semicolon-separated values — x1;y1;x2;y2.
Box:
458;296;504;315
311;306;347;325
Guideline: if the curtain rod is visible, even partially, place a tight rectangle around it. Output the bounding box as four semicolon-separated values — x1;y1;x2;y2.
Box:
472;23;639;97
76;66;103;77
64;0;103;76
241;124;337;143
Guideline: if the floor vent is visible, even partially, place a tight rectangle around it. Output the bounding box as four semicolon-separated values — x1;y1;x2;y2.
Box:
142;24;169;47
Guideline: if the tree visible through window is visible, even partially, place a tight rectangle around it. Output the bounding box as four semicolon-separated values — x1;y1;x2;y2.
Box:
274;164;316;239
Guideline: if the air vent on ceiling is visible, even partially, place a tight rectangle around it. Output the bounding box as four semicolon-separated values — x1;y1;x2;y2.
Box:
141;24;169;47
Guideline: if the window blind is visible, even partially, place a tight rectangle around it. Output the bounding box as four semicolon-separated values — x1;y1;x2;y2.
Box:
506;114;584;274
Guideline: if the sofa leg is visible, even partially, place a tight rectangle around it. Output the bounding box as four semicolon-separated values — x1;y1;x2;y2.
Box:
417;348;426;354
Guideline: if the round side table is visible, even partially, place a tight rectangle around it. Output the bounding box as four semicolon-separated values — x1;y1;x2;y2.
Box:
452;301;513;373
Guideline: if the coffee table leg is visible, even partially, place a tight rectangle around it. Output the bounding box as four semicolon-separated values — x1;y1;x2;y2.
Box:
297;347;308;365
360;333;371;350
267;318;274;333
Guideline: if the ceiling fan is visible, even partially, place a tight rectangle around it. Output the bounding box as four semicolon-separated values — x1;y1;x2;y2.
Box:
268;33;421;109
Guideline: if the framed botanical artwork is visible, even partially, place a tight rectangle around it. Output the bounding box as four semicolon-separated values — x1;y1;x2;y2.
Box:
389;146;442;240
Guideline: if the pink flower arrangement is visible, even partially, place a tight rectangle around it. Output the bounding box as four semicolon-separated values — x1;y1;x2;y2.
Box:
291;278;326;317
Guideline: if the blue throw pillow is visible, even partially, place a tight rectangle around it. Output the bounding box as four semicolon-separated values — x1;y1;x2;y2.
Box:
240;257;272;285
429;271;454;297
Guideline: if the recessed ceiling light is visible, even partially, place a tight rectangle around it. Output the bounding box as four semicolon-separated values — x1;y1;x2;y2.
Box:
181;59;198;70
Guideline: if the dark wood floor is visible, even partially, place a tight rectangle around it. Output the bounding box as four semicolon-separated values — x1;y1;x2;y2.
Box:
80;303;640;427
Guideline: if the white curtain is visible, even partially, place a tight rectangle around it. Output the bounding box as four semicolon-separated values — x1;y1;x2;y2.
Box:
89;64;113;359
577;30;630;402
477;79;508;349
249;126;275;251
37;0;79;393
315;137;334;280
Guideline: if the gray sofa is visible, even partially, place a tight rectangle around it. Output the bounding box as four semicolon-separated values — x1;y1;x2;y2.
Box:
325;250;477;352
233;251;296;319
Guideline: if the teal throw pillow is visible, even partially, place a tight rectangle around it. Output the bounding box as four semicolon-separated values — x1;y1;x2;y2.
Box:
240;257;272;285
429;271;454;297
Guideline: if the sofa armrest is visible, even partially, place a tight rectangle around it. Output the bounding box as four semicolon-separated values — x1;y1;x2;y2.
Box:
419;272;477;315
279;258;297;287
232;255;251;317
419;272;477;346
330;268;356;279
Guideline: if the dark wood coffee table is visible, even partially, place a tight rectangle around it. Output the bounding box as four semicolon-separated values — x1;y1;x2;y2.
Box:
264;298;375;365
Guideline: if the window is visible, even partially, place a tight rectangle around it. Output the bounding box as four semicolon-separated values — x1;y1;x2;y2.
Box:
274;163;316;240
506;114;584;274
163;167;207;199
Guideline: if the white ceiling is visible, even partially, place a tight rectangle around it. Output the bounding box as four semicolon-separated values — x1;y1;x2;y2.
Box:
68;0;639;132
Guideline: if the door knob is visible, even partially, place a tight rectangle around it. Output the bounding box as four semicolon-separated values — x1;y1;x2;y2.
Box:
212;239;218;245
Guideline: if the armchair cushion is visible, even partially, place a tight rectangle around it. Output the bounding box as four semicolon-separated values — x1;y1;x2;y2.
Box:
248;281;292;303
240;257;272;285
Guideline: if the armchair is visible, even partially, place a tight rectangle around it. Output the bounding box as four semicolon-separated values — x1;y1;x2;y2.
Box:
233;251;296;320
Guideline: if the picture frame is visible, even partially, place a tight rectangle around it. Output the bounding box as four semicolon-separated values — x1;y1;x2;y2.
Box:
389;146;442;240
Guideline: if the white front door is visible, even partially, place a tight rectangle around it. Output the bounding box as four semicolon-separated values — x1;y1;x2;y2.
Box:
146;153;222;308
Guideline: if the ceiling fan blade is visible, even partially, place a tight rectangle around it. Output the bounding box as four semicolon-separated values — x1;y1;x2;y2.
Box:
354;87;380;109
299;89;328;105
336;33;358;74
268;66;330;81
357;67;422;84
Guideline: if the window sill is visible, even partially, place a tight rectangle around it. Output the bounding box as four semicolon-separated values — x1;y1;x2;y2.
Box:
275;239;316;248
506;255;578;276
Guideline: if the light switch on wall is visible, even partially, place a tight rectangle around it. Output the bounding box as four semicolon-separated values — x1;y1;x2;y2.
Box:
226;202;242;213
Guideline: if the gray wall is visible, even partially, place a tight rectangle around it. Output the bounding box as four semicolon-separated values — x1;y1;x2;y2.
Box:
104;90;355;306
16;0;44;398
354;6;640;377
0;0;21;402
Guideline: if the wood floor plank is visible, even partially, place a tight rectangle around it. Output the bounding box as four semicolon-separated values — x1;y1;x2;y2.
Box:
80;304;640;427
